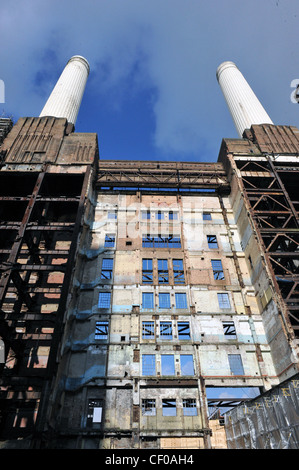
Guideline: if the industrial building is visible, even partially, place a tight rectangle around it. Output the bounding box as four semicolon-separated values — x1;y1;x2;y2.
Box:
0;56;298;449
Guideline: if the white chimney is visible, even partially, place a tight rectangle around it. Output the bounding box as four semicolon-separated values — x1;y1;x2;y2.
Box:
39;55;90;125
216;61;273;137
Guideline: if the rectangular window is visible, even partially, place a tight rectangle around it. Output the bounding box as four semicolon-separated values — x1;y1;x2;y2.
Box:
107;211;117;220
169;211;178;220
173;259;185;284
175;293;187;309
228;354;244;375
160;321;172;339
159;293;171;309
203;212;212;220
142;292;154;309
223;321;236;339
142;235;181;248
158;259;169;284
180;355;195;375
207;235;218;249
218;293;231;309
142;259;153;284
156;211;164;220
142;354;156;375
177;321;190;340
87;399;103;426
95;321;109;339
161;355;175;375
101;258;113;280
142;210;151;220
142;399;156;416
98;292;111;308
183;399;197;416
104;234;115;248
142;235;154;248
211;260;225;280
142;321;155;339
162;399;176;416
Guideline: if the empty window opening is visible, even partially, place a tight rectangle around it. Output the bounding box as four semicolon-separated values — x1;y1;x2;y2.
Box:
104;234;115;248
183;399;197;416
228;354;244;375
178;321;190;340
158;259;169;284
169;211;178;220
203;212;212;220
95;321;109;340
162;399;176;416
223;322;236;339
159;293;171;309
161;355;175;375
98;292;111;308
142;354;156;375
175;293;187;309
173;259;185;284
142;321;155;339
142;399;156;416
211;260;225;280
180;355;195;375
142;210;151;220
107;211;117;220
142;235;181;248
207;235;218;249
156;211;164;220
160;321;173;340
217;293;231;309
142;292;154;309
101;258;113;280
142;259;153;284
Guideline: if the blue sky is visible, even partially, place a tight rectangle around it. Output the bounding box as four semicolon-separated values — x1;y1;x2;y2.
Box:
0;0;298;162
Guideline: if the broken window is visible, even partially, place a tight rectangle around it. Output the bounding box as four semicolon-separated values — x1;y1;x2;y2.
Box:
142;399;156;416
211;259;225;280
180;355;195;375
159;293;171;309
162;399;176;416
158;259;169;284
156;211;164;220
177;321;190;340
142;292;154;309
101;258;113;280
169;211;178;220
161;355;175;375
160;321;173;340
207;235;218;249
95;321;109;339
142;354;156;375
175;293;187;309
203;212;212;220
142;321;155;339
87;399;103;426
183;399;197;416
228;354;244;375
104;234;115;248
173;259;185;284
223;321;236;339
98;292;111;308
217;293;231;309
142;259;153;284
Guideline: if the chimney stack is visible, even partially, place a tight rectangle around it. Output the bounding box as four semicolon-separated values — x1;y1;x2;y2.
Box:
39;55;90;126
216;61;273;137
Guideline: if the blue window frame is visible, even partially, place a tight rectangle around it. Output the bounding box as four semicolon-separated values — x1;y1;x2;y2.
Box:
228;354;244;375
158;259;169;284
218;293;231;309
211;260;225;280
180;355;195;375
177;321;190;340
162;399;176;416
142;235;181;248
173;259;185;284
98;292;111;308
159;293;171;309
175;293;187;309
142;292;154;309
142;354;156;375
160;321;172;339
95;321;109;340
155;211;164;220
161;355;175;375
142;259;153;284
142;321;155;339
207;235;218;249
101;258;114;280
203;212;212;220
104;234;115;248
